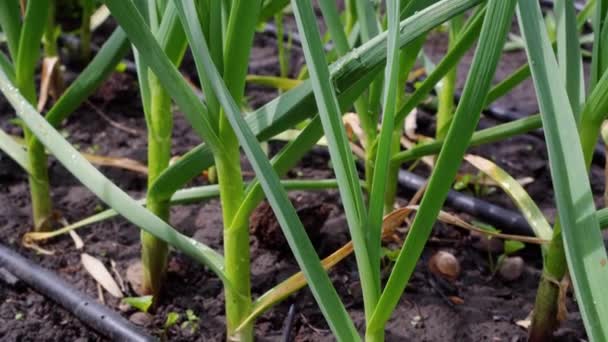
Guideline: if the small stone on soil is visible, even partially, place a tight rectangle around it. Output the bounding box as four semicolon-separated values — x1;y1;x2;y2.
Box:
499;256;524;281
129;312;152;326
428;251;461;281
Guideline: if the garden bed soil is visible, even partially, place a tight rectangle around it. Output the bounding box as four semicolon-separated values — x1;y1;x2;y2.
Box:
0;18;599;342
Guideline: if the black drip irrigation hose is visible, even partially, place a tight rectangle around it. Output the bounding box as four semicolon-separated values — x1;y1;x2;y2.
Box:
396;169;534;237
0;244;155;342
314;148;536;237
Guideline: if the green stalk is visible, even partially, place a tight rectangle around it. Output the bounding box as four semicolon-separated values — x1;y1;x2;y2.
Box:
31;0;63;233
80;0;94;61
275;11;289;79
133;0;187;302
383;34;427;213
365;2;401;339
174;0;359;336
199;0;223;184
23;134;52;231
529;222;566;342
215;143;250;340
436;15;463;140
43;0;58;57
17;1;52;231
382;1;451;213
218;1;261;339
353;0;382;190
141;74;172;299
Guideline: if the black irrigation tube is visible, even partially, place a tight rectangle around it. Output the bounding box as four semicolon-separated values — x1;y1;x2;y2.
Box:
396;169;535;237
314;148;537;237
0;244;155;342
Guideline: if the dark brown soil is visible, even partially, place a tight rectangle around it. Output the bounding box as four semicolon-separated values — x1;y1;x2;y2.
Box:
0;13;597;342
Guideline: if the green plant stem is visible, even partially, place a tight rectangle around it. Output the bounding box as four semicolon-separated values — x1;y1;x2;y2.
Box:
345;0;357;34
218;134;252;338
141;74;172;299
203;0;223;185
215;144;250;340
365;2;401;338
353;0;383;191
436;15;463;140
379;0;448;213
43;0;58;57
275;11;289;79
24;134;52;231
293;0;377;327
218;1;261;339
32;0;62;231
383;33;427;213
16;1;52;231
80;0;94;61
529;222;566;342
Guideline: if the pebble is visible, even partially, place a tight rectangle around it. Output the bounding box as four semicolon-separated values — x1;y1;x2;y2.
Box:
428;251;461;281
129;312;152;326
499;256;524;281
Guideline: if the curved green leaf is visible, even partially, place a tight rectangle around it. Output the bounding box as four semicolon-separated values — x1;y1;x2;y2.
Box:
464;155;552;243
